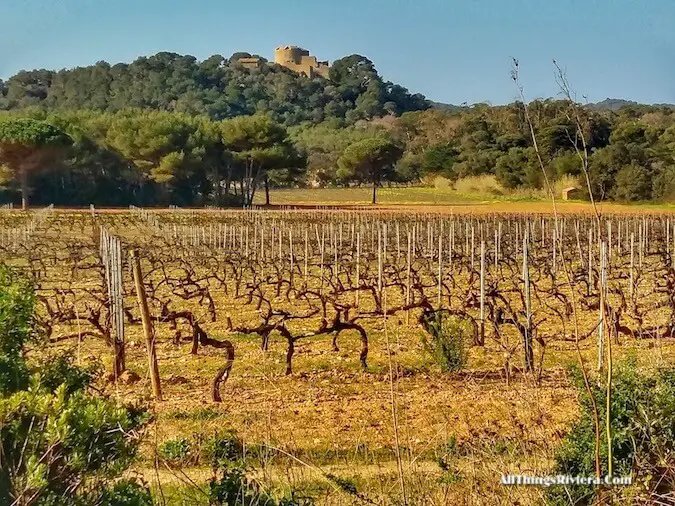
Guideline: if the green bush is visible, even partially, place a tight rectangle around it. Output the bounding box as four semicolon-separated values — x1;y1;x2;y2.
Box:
33;353;99;396
0;265;35;394
158;437;193;465
158;430;244;468
200;430;313;505
421;311;468;372
98;480;154;506
0;265;150;505
436;437;459;472
209;464;313;506
203;431;245;468
547;361;675;505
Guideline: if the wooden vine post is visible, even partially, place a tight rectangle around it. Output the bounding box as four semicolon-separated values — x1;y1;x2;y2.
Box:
597;241;607;373
100;227;125;379
130;249;163;401
522;230;533;372
479;240;485;345
630;233;635;299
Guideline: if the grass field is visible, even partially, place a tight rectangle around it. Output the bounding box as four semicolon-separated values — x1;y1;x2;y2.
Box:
256;186;675;215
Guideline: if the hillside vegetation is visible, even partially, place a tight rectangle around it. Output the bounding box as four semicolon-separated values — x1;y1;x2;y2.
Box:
0;52;428;126
0;52;674;208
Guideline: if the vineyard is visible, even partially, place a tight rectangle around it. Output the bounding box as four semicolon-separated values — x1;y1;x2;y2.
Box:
4;206;675;504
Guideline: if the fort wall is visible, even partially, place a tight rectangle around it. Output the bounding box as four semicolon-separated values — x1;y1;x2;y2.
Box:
274;46;330;78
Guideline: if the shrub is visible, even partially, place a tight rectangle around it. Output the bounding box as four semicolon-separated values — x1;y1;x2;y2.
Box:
158;437;193;465
435;437;464;485
421;311;468;372
209;464;313;506
0;265;150;505
158;430;245;469
203;431;245;468
547;361;675;505
0;265;35;394
435;437;459;472
33;353;99;396
98;480;154;506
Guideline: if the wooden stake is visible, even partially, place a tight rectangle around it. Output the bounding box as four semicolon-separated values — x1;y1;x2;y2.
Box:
130;250;162;401
479;240;485;345
523;229;533;372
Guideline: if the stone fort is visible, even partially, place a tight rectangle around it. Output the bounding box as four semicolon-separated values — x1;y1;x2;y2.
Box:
273;46;330;78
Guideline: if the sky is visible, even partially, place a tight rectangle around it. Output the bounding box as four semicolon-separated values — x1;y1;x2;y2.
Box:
1;0;673;105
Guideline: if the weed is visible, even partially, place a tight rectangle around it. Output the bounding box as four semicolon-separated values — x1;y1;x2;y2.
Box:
421;311;468;372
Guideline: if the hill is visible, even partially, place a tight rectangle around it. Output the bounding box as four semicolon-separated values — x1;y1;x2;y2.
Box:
589;98;675;111
0;52;430;126
428;101;467;112
588;98;640;111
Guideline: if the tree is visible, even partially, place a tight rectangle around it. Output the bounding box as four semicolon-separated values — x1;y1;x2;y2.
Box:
220;115;296;207
0;118;72;209
652;165;675;202
290;122;382;187
1;52;429;127
613;163;651;201
419;143;459;180
263;147;306;205
103;111;204;204
337;137;403;204
495;147;540;189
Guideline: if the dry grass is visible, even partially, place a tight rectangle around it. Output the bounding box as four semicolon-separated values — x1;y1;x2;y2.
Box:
252;185;675;216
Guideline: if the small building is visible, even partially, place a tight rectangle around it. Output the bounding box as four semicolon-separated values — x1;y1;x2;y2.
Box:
562;187;583;200
234;57;261;70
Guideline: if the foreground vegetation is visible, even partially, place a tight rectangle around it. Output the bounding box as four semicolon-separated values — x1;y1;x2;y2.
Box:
0;265;151;505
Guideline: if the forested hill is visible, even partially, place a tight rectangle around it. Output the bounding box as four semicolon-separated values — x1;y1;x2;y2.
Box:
0;52;430;125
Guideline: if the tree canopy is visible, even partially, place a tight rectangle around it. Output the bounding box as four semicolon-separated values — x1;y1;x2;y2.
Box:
0;52;429;127
0;91;674;206
337;137;403;203
0;118;72;208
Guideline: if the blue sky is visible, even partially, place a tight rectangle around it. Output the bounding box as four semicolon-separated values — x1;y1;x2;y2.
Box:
1;0;673;105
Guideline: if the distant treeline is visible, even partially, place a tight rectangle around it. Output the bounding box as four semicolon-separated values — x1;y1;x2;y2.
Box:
0;51;673;206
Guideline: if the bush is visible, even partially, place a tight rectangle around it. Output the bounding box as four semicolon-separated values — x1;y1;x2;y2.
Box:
98;480;154;506
158;430;244;469
33;353;99;396
421;311;469;372
209;464;313;506
158;438;193;465
547;361;675;505
435;437;459;472
200;430;313;505
203;431;245;468
453;175;503;195
0;265;150;505
0;265;35;394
